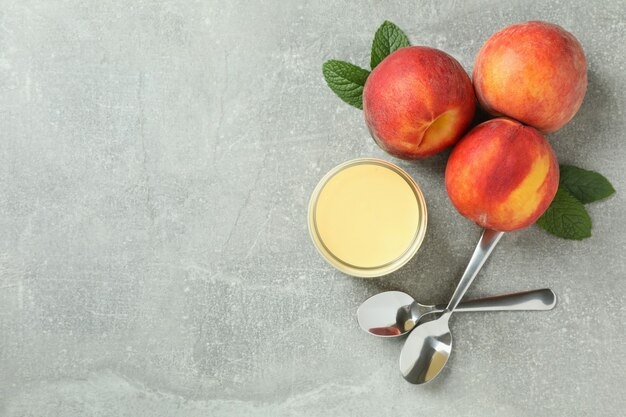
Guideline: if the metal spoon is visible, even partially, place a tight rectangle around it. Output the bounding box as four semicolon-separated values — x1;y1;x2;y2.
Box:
399;228;504;384
358;288;556;337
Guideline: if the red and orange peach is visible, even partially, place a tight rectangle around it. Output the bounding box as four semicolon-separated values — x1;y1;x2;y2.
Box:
473;21;587;133
363;46;476;159
445;118;559;232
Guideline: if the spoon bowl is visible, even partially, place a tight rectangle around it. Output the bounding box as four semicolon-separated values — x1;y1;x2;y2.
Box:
356;291;423;336
399;313;452;384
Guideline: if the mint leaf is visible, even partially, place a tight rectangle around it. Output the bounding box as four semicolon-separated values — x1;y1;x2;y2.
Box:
536;187;592;240
559;164;615;204
370;20;410;69
322;60;370;110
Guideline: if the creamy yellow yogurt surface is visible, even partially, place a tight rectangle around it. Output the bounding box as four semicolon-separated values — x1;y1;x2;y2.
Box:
313;161;421;269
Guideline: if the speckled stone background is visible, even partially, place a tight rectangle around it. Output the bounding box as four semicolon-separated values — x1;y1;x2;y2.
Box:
1;0;625;416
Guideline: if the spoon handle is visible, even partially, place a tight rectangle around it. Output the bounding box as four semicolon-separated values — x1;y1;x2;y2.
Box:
434;288;556;313
445;228;504;313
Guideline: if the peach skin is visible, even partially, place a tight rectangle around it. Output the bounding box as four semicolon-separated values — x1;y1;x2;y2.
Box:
445;118;559;232
473;21;587;133
363;47;476;159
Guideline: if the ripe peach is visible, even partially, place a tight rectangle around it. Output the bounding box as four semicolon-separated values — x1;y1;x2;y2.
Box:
473;21;587;133
363;47;476;159
445;118;559;232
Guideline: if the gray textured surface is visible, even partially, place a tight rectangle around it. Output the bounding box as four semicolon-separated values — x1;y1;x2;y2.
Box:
1;0;625;416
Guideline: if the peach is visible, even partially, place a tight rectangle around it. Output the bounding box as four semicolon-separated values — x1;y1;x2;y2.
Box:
473;21;587;133
445;118;559;232
363;47;476;159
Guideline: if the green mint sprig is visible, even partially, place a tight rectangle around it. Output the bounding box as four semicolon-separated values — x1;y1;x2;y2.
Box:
322;61;370;110
536;188;592;240
536;165;615;240
370;21;410;69
558;164;615;203
322;20;410;109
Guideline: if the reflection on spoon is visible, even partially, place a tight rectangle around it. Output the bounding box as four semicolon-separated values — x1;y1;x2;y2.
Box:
368;327;402;336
